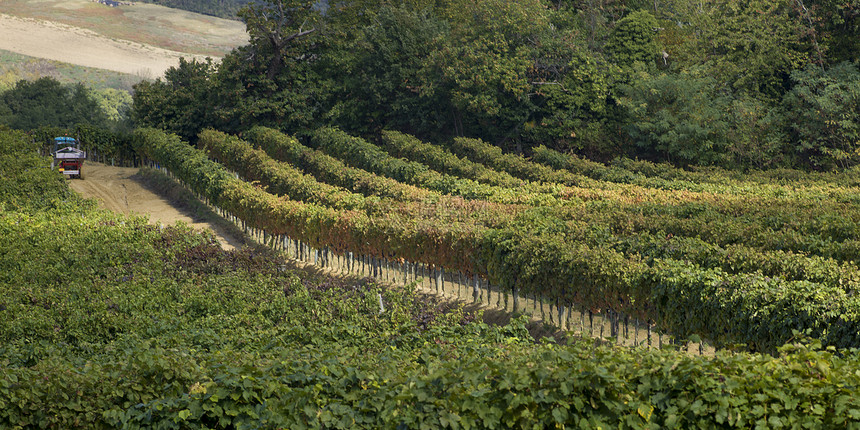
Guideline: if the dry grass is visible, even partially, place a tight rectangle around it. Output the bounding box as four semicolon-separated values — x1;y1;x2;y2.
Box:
0;0;247;57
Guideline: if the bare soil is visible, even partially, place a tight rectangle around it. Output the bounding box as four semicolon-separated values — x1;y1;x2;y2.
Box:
68;162;244;250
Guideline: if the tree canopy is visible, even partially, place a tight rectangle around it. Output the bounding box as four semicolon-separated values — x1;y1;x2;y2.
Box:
131;0;860;170
0;77;110;130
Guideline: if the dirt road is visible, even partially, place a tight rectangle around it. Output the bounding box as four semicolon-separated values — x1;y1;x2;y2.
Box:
68;162;242;250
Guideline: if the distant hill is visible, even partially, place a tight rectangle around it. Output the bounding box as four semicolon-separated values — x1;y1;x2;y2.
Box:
135;0;256;19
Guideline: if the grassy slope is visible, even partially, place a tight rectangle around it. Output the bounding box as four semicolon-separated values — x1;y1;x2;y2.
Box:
0;0;247;57
0;49;143;92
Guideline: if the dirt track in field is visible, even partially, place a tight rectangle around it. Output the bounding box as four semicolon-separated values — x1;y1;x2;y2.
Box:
68;162;243;250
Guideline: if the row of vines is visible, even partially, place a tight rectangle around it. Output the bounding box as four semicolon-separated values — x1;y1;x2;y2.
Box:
133;126;860;352
5;127;860;427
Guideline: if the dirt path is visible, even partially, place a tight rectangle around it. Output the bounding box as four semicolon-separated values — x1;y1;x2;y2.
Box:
68;162;243;250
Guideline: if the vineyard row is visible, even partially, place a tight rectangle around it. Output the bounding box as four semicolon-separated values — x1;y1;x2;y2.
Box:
134;127;860;351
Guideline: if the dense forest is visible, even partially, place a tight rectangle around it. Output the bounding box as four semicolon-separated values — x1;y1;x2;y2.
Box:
130;0;860;171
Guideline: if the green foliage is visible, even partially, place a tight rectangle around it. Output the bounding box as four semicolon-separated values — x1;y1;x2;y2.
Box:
812;0;860;65
247;126;438;202
447;134;597;186
121;0;860;170
329;5;451;136
525;44;619;158
136;127;486;272
0;127;498;427
8;123;860;427
91;88;133;123
658;0;813;98
424;0;548;139
605;10;659;68
143;126;860;352
0;128;78;211
618;68;733;165
381;130;524;188
201;129;516;228
784;61;860;169
310;127;566;205
0;77;108;130
131;58;218;143
618;67;789;168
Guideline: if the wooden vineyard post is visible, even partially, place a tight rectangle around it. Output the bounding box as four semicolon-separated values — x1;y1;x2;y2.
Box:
589;310;594;337
579;306;585;336
435;268;442;293
634;319;639;347
599;312;605;342
557;299;566;330
566;304;572;332
386;258;391;282
610;310;617;340
458;272;463;298
624;315;629;345
647;322;652;348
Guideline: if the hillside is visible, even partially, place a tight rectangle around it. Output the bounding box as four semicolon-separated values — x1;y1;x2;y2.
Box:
0;0;247;78
4;0;860;425
134;0;255;19
4;122;860;428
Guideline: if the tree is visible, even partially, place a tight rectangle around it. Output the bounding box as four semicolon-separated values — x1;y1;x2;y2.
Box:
657;0;814;98
238;0;321;81
784;61;860;169
131;58;217;142
327;5;451;137
618;68;732;166
524;13;621;159
604;10;659;69
796;0;860;65
0;77;107;130
91;88;133;123
421;0;551;144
